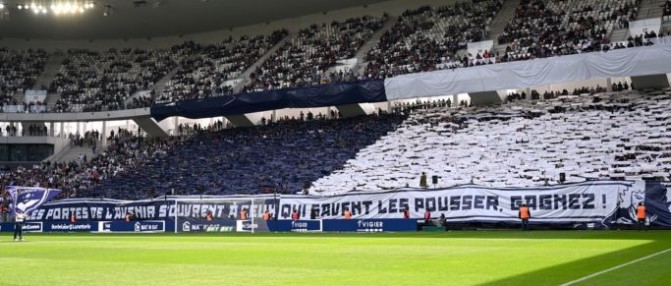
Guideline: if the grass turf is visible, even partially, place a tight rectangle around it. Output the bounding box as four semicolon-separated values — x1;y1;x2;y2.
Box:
1;231;670;286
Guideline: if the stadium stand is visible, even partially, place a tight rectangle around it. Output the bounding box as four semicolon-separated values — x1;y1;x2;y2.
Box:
89;113;405;199
23;124;49;136
49;30;288;110
11;85;671;199
0;128;160;199
50;48;177;112
497;0;641;62
0;114;404;199
158;30;288;102
364;0;504;79
0;48;48;112
309;87;671;195
2;0;671;201
243;15;389;92
1;0;653;109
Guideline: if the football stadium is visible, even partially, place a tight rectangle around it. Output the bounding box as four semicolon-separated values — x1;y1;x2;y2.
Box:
1;0;671;285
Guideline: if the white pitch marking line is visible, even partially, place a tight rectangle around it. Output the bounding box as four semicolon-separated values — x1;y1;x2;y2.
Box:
559;248;671;286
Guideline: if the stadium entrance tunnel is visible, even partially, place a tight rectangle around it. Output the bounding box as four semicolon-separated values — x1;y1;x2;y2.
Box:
630;74;670;90
468;91;504;106
132;116;168;138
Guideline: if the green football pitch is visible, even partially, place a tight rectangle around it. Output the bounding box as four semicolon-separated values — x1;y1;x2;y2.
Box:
1;231;669;286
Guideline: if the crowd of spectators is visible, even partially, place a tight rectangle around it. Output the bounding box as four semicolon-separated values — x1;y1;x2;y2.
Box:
309;87;671;194
363;0;503;79
3;125;18;137
70;130;101;148
600;28;671;51
243;15;388;92
326;68;361;84
0;48;48;111
1;0;666;109
23;124;48;136
506;85;612;102
0;98;22;112
0;128;177;199
158;30;288;102
0;113;407;199
497;0;641;62
50;48;177;112
0;124;53;137
1;83;670;199
627;33;655;47
91;113;405;199
392;98;454;114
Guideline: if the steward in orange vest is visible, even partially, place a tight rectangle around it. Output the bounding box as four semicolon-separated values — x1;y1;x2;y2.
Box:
344;209;352;219
636;202;647;231
240;209;248;220
70;213;77;223
263;210;271;221
291;209;299;221
206;210;213;221
402;207;410;219
519;204;531;231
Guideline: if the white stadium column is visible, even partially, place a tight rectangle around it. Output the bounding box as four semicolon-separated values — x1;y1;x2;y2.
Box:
525;88;531;100
102;121;108;148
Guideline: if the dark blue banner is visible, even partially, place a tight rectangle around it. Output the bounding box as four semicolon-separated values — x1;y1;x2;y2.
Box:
0;222;44;232
44;222;98;232
609;180;671;228
268;220;323;232
178;218;237;232
99;221;166;232
29;198;275;222
267;219;417;232
27;200;173;221
1;221;97;232
151;79;387;121
323;219;417;232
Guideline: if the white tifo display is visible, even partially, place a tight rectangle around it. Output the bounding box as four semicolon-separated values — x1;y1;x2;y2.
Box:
172;197;259;233
310;90;671;194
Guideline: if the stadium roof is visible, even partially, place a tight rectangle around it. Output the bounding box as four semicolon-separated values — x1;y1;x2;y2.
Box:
0;0;388;40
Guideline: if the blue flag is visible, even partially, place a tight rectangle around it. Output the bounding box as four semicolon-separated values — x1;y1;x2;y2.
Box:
7;186;61;216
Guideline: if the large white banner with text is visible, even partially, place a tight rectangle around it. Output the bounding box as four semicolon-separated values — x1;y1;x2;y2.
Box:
279;182;632;226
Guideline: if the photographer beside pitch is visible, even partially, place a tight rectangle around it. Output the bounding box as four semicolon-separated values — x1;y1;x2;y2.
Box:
14;211;27;242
